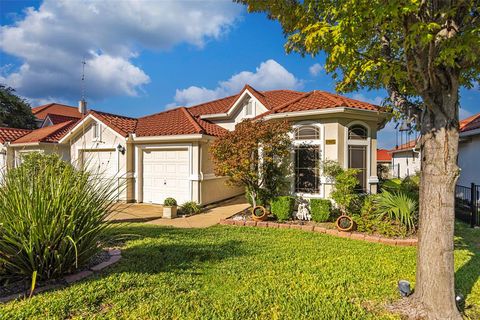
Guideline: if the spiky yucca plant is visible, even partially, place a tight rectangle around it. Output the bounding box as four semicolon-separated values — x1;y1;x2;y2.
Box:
0;153;118;283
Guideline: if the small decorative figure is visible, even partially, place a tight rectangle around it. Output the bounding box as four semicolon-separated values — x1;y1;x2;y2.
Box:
296;202;311;221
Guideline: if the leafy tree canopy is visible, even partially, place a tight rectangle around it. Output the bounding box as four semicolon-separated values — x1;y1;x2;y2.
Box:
0;84;37;129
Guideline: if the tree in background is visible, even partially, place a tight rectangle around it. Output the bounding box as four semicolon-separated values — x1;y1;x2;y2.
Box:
0;84;36;129
210;119;292;207
236;1;479;319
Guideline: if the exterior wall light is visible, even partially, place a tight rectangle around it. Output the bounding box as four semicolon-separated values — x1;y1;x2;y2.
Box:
117;144;126;155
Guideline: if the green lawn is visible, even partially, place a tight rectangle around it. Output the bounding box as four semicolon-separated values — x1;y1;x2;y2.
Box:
1;223;479;319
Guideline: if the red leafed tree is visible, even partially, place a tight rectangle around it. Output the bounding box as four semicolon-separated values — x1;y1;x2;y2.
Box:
210;119;292;207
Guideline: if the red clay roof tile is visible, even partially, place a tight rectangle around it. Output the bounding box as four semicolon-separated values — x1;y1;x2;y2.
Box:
32;103;82;120
90;110;137;137
377;149;392;162
0;127;32;144
13;120;79;144
460;112;480;133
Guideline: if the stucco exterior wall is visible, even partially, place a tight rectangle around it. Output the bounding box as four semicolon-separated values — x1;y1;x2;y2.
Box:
12;144;70;166
69;120;128;200
458;135;480;185
391;150;420;178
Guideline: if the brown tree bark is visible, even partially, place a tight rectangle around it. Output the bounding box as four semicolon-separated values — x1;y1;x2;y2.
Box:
414;85;462;319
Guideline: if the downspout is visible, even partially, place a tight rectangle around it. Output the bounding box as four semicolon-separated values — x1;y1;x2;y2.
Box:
199;143;203;205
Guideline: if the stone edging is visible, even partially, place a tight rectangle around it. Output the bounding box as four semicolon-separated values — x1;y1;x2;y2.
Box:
219;219;417;247
0;248;122;304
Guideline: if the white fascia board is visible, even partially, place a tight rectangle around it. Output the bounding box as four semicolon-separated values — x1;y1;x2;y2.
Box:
58;114;126;144
9;142;50;147
132;134;207;142
460;128;480;138
263;107;385;120
199;89;266;120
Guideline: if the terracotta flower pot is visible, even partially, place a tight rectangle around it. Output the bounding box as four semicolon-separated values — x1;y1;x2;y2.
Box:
251;206;268;221
335;215;355;232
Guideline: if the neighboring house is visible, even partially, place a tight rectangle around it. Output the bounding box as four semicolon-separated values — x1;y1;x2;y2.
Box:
376;149;392;179
60;85;387;205
458;113;480;186
389;139;421;178
0;102;84;169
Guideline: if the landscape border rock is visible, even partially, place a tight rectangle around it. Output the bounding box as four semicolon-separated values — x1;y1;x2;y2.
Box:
0;248;122;304
219;219;417;247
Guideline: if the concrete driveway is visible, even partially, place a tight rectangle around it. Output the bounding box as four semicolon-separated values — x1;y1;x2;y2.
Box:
108;196;250;228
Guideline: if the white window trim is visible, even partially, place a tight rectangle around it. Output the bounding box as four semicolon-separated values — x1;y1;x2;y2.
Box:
92;122;102;142
291;122;324;198
344;121;373;192
244;99;255;118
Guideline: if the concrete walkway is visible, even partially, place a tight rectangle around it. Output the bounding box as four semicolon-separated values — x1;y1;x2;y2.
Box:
108;196;250;228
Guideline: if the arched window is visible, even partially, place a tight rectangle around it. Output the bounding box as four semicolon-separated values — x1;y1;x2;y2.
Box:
294;125;320;140
348;125;368;140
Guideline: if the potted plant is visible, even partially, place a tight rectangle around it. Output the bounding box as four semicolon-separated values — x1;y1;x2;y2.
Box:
163;197;177;219
252;205;268;221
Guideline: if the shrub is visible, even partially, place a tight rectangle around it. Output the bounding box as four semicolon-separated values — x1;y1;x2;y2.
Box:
374;191;418;232
270;196;295;221
310;199;332;222
180;201;201;215
0;153;117;283
163;197;177;206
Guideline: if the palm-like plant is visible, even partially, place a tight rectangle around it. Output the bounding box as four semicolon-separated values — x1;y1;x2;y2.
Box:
0;153;119;284
374;191;418;232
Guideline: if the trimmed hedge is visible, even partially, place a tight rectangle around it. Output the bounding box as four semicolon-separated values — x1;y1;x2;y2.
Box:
270;196;295;221
310;199;332;222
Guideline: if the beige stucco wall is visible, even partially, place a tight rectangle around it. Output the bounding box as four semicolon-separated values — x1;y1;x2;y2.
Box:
11;144;70;167
68;119;129;201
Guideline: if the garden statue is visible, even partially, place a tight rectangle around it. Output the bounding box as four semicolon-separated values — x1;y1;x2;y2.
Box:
296;202;311;221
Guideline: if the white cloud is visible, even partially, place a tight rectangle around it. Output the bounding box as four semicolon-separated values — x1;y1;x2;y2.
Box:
0;0;241;103
351;93;384;106
309;63;323;76
172;59;303;106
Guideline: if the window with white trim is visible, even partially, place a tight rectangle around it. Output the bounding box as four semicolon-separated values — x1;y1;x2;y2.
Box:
293;125;322;194
347;124;369;191
245;100;253;116
92;122;101;141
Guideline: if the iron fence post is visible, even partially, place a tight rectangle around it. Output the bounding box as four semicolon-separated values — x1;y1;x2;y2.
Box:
470;182;476;228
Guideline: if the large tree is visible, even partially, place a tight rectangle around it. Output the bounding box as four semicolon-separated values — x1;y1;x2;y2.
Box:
0;85;36;129
210;119;292;207
236;1;480;319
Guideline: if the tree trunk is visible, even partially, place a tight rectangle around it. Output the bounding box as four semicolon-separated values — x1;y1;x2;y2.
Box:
414;92;462;319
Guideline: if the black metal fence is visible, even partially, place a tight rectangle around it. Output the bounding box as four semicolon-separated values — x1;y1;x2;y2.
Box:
455;183;480;227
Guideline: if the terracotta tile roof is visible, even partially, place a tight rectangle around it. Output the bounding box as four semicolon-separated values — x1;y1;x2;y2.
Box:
390;138;419;153
0;127;32;144
32;103;82;120
44;113;81;125
377;149;392;162
460;112;480;133
12;120;79;144
90;110;137;137
187;85;304;117
136;107;227;137
261;90;380;117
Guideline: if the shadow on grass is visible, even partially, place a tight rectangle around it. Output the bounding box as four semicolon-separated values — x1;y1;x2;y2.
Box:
454;222;480;315
104;225;246;274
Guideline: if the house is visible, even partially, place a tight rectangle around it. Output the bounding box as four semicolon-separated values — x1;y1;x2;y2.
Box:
59;85;387;205
458;112;480;186
376;149;392;179
389;138;420;178
0;102;85;170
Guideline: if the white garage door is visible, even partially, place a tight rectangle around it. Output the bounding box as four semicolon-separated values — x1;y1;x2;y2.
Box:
82;150;119;195
142;148;190;204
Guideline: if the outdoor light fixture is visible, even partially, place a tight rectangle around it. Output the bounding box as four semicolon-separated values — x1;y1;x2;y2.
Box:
455;293;465;311
117;144;126;155
398;280;411;297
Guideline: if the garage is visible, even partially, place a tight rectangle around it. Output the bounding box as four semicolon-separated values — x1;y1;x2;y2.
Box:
142;148;190;205
82;150;119;197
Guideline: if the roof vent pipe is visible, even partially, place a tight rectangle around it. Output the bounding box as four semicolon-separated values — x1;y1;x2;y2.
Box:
78;99;87;115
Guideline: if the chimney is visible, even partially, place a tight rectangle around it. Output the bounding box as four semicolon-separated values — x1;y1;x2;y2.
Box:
78;99;87;115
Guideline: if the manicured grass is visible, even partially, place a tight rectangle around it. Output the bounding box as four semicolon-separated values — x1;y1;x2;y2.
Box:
1;223;479;319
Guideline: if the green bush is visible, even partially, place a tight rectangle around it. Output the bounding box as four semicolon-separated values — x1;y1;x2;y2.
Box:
353;194;411;238
310;199;332;222
163;197;177;206
0;153;117;283
180;201;201;215
270;196;295;221
374;190;418;232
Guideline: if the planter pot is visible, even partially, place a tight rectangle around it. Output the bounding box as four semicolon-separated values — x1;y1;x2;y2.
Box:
335;215;355;232
251;206;268;222
163;206;177;219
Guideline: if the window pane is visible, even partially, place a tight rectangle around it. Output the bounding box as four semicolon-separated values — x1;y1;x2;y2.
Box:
295;146;320;193
348;145;367;191
349;125;367;140
295;126;320;140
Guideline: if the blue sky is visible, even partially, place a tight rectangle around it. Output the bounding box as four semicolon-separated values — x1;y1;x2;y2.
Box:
1;0;479;149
